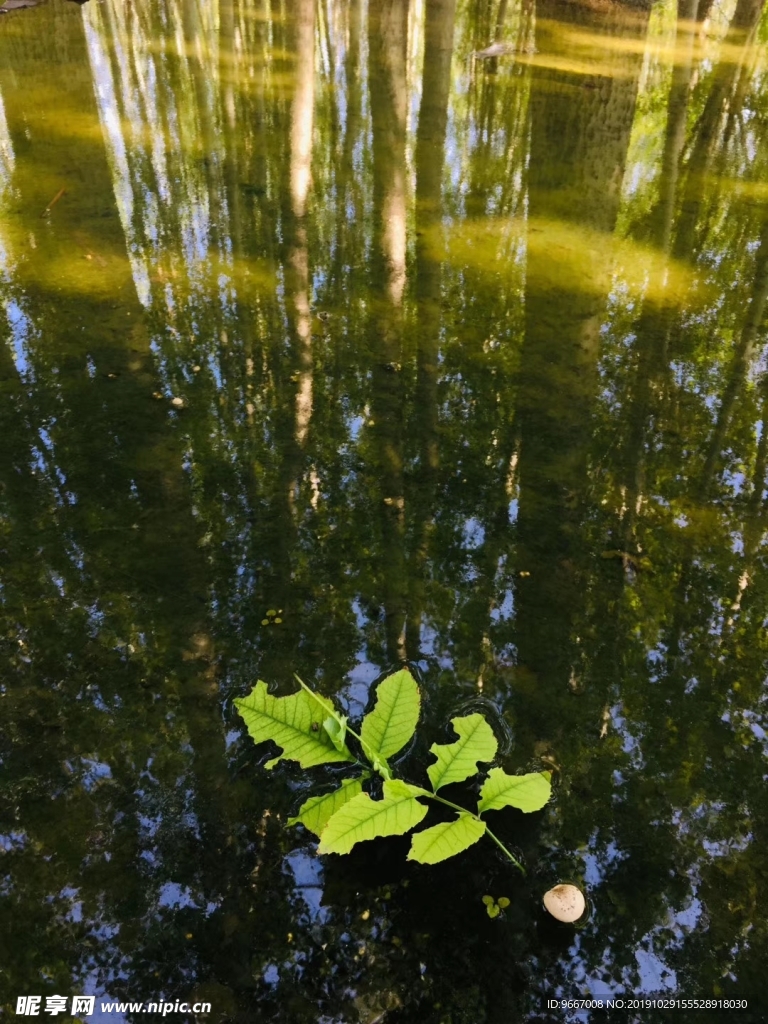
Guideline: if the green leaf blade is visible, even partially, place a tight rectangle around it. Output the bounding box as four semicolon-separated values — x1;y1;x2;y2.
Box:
407;813;487;865
360;669;421;762
477;768;552;814
288;777;365;837
234;681;355;770
317;779;427;855
427;713;498;791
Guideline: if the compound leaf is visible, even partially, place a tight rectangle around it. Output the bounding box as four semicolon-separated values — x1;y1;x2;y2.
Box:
235;681;355;770
360;668;421;762
407;813;486;865
288;777;365;837
317;779;427;855
477;768;552;814
427;713;498;791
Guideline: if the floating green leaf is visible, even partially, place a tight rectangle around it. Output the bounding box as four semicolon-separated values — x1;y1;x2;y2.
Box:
360;668;421;762
317;779;427;855
407;813;486;864
288;777;365;837
237;674;551;875
427;713;498;791
234;681;355;770
477;768;552;814
481;894;510;918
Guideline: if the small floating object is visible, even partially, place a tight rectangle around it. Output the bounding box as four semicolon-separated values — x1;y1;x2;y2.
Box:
40;186;66;218
474;41;516;59
170;396;185;408
473;40;536;60
482;894;510;919
1;0;42;12
543;884;586;923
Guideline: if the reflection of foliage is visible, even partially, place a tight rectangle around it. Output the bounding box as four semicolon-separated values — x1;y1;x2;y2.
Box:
1;0;768;1019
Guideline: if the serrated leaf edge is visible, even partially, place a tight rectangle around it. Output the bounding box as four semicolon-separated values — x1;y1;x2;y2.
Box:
427;713;498;791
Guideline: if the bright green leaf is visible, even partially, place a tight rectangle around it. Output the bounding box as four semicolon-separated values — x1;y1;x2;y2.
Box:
360;669;421;762
407;813;486;865
234;681;355;770
296;675;353;755
477;768;552;814
323;715;348;753
287;776;365;837
371;755;393;781
427;713;498;791
487;903;500;919
497;896;510;909
481;895;494;906
317;779;427;855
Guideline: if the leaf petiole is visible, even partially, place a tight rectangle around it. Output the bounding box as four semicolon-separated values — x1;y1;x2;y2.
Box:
411;786;526;875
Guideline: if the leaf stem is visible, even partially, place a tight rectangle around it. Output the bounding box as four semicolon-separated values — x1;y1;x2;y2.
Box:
483;825;526;874
414;788;526;875
342;721;384;772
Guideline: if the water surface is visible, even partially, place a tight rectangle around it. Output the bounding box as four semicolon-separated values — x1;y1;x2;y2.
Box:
2;0;768;1020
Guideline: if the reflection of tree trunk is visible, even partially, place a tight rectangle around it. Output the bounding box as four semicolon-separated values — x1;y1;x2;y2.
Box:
696;0;716;20
0;0;231;983
514;0;649;740
699;218;768;496
182;0;221;228
673;0;767;263
269;0;315;651
619;0;699;549
407;0;457;657
725;377;768;628
669;215;768;663
287;0;316;454
369;0;409;662
656;0;699;254
340;0;362;237
220;0;241;257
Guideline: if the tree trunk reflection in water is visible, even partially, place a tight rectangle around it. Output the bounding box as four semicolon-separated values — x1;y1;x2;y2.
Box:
514;0;650;745
286;0;316;455
618;0;701;554
0;0;236;994
673;0;767;263
407;0;457;659
369;0;410;663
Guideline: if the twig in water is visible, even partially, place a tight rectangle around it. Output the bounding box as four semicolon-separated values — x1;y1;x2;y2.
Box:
41;187;66;218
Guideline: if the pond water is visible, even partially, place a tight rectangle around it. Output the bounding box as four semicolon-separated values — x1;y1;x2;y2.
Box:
2;0;768;1020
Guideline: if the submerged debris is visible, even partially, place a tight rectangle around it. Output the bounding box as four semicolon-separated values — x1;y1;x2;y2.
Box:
473;40;537;59
1;0;42;11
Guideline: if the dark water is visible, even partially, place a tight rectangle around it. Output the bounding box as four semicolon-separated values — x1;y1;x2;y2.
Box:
2;0;768;1020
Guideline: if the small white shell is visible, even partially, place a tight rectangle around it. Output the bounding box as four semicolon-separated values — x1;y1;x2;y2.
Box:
543;884;586;923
